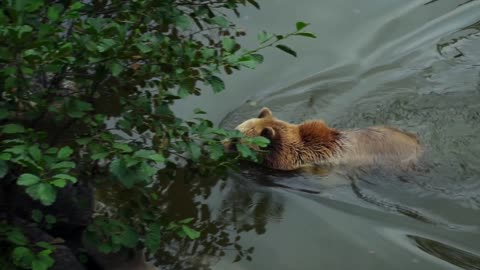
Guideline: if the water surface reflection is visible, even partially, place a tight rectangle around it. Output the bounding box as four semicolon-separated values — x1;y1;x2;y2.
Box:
409;235;480;270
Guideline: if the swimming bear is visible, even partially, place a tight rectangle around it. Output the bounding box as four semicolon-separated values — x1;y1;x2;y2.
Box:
234;107;422;171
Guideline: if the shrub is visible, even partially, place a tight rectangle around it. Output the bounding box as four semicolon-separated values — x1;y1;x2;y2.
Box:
0;0;315;268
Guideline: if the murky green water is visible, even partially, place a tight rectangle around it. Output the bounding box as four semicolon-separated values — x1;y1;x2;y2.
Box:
171;1;480;269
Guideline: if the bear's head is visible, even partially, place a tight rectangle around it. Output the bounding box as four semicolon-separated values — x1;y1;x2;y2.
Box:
235;107;294;143
233;107;341;170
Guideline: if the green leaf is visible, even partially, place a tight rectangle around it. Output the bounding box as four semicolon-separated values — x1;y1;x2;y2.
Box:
12;247;34;267
188;143;202;161
181;225;200;240
236;144;252;158
91;152;109;160
109;61;123;77
222;38;236;52
52;174;77;183
32;251;55;270
23;49;39;58
45;148;58;155
47;5;63;21
133;150;164;162
251;54;264;64
50;161;76;170
209;16;229;27
276;44;297;57
118;227;138;248
4;145;26;155
17;174;40;186
251;136;270;147
8;229;28;245
69;2;84;11
257;31;274;44
66;100;93;118
97;39;116;52
178;217;194;224
2;124;26;134
0;153;12;160
295;32;317;38
238;54;264;69
32;209;43;223
35;242;54;250
28;146;42;162
201;48;215;59
57;146;74;159
193;108;206;115
96;241;112;254
109;159;152;188
211;128;228;136
247;0;260;9
139;161;157;179
175;15;191;30
113;143;133;153
50;179;66;188
0;161;8;178
296;21;309;31
135;43;152;53
207;144;224;160
148;154;165;162
124;155;140;167
17;25;33;38
145;223;161;253
45;215;56;224
76;138;92;145
178;84;190;98
207;76;225;93
26;183;57;206
25;0;44;12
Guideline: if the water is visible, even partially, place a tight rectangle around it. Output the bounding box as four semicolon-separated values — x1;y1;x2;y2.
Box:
170;0;480;269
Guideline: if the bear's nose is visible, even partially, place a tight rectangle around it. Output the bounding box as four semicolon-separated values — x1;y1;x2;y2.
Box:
235;121;250;133
234;124;242;131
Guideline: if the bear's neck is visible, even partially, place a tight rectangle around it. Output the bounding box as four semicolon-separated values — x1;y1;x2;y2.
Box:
298;121;344;164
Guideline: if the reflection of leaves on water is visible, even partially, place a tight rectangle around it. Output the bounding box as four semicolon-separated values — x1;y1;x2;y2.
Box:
218;175;285;235
408;235;480;270
97;167;285;270
237;163;326;194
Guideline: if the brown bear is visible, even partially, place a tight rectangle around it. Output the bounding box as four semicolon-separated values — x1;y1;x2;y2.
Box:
234;107;422;171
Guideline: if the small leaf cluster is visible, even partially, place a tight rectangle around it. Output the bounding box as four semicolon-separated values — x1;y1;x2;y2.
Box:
0;224;55;270
1;124;77;205
84;218;139;254
31;210;57;230
166;218;201;240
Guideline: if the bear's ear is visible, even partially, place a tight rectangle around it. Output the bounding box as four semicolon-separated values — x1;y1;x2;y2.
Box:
258;107;273;118
260;127;276;140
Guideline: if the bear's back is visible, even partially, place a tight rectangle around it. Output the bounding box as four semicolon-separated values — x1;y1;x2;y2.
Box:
338;126;422;167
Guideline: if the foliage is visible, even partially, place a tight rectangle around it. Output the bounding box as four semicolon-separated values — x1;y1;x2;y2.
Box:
0;223;55;270
0;0;315;268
